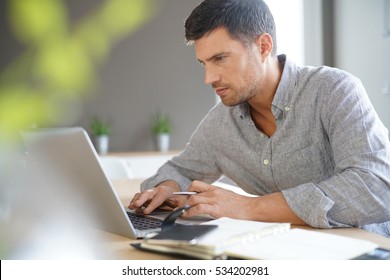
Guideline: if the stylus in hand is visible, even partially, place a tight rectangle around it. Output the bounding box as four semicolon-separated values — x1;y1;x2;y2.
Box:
172;191;198;195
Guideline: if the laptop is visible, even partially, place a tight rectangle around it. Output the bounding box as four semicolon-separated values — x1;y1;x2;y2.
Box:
20;127;172;239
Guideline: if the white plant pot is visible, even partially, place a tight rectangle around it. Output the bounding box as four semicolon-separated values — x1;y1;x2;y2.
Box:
156;133;170;152
95;135;109;155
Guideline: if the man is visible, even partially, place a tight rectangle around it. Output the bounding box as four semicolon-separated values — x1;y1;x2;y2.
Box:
129;0;390;237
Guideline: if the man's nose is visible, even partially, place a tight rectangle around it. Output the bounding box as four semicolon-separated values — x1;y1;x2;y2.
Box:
204;67;220;85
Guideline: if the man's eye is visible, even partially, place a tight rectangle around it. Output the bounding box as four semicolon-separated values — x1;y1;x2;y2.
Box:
215;56;225;63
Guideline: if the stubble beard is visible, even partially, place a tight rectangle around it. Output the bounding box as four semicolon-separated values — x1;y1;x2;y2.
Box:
218;76;260;107
217;50;262;107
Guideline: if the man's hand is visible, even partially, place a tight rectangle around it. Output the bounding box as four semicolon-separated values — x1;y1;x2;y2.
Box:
179;180;257;219
128;180;185;214
180;180;307;225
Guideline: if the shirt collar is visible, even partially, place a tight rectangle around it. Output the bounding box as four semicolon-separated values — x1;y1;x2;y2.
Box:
272;54;298;117
236;54;298;120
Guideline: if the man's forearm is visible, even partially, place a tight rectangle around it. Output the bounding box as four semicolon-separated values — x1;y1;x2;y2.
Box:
250;192;307;225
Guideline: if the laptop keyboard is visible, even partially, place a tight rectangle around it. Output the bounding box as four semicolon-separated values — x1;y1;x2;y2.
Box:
127;212;163;230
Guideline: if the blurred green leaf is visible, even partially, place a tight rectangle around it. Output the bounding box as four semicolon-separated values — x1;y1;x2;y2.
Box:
0;0;159;146
34;37;95;93
0;86;49;141
74;19;111;63
8;0;68;44
100;0;156;39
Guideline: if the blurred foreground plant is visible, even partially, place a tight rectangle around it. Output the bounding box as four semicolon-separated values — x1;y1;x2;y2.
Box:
0;0;159;145
0;0;159;260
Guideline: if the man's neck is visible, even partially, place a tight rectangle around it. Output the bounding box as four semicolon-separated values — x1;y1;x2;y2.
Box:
248;55;283;137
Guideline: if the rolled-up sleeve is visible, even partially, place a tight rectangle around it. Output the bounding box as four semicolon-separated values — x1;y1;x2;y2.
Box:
282;183;335;228
283;74;390;229
140;161;193;191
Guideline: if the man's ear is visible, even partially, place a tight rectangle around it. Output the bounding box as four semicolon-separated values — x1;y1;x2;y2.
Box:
255;33;273;61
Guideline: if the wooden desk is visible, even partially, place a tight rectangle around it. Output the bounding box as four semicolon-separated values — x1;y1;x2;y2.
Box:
94;179;390;259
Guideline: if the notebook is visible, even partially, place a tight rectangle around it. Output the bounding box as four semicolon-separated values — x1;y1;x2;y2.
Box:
135;217;379;260
20;127;179;239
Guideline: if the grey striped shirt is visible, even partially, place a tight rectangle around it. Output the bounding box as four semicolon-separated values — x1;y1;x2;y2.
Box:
142;55;390;237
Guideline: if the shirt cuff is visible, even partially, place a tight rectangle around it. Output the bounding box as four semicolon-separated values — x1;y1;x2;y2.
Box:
282;183;335;228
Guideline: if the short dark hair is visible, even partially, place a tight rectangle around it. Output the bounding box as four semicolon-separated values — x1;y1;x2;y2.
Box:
184;0;277;55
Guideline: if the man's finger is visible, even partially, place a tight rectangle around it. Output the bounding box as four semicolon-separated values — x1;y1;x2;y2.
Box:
188;180;214;193
182;203;217;218
142;189;172;214
128;189;156;209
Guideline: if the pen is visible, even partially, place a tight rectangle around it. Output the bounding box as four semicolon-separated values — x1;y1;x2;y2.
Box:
172;191;198;195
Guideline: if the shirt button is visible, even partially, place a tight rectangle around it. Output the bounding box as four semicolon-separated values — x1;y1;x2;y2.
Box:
284;106;290;111
259;133;265;138
263;159;270;165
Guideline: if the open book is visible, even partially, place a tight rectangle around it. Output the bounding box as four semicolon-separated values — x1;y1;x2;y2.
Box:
134;218;378;260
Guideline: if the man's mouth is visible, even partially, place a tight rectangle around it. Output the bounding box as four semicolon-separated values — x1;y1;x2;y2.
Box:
214;87;229;97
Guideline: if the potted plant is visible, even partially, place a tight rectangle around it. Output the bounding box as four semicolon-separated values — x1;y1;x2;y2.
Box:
90;117;111;154
151;113;172;152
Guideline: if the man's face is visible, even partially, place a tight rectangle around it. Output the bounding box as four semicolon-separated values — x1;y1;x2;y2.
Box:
194;27;263;106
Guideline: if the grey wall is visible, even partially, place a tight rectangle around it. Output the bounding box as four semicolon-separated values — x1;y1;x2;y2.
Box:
79;0;390;151
333;0;390;133
303;0;324;66
1;0;389;152
303;0;390;134
0;0;214;152
76;0;215;152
